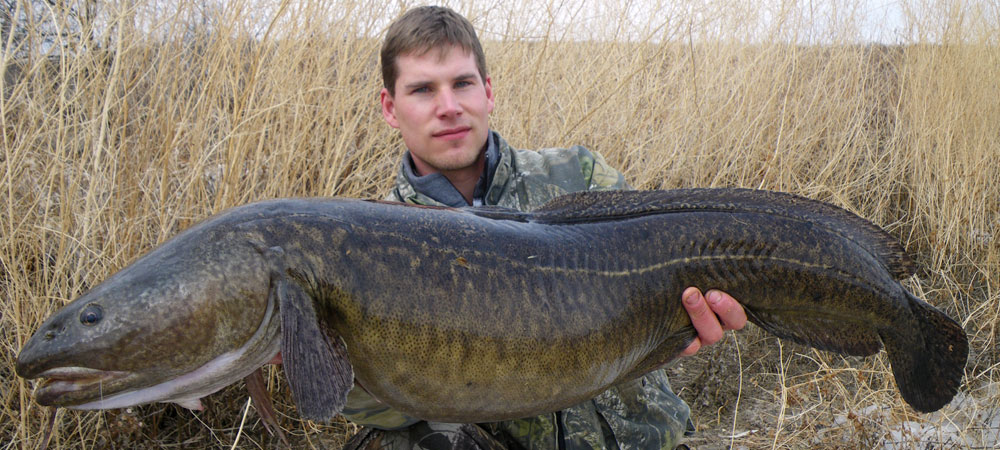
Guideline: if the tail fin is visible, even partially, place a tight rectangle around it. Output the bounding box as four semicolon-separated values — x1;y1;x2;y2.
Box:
882;292;968;412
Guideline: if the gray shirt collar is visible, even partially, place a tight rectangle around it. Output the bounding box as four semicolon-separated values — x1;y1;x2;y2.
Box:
401;131;501;207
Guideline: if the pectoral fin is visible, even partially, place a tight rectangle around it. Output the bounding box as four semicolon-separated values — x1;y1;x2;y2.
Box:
274;278;354;422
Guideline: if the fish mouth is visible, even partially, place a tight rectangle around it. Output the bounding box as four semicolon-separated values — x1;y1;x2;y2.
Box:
31;367;131;407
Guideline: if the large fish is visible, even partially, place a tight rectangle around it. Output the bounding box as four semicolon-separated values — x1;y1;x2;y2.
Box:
16;188;968;424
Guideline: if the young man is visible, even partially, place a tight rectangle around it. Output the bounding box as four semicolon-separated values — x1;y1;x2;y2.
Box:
342;6;747;450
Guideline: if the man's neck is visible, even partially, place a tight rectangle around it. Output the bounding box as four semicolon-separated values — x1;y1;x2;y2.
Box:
411;152;486;205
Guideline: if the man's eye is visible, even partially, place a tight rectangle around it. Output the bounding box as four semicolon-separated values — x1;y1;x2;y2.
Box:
455;81;472;88
411;87;430;94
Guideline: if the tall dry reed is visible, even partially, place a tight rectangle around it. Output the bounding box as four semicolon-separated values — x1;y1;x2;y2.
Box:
2;0;997;448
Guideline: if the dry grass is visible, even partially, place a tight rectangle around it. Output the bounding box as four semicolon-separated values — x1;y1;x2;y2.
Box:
2;0;998;448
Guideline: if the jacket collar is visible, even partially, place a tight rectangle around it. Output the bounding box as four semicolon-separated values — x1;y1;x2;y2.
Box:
397;130;508;207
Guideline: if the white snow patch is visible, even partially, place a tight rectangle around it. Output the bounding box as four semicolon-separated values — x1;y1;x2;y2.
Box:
837;383;1000;449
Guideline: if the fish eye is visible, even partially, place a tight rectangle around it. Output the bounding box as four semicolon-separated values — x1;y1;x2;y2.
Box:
80;304;103;326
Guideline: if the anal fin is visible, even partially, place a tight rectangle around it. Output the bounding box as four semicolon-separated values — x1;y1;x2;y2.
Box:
621;327;697;382
745;307;883;356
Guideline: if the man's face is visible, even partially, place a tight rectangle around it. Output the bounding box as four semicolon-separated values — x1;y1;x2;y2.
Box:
380;45;494;175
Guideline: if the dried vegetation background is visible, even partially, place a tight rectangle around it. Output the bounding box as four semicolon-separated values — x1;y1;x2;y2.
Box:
2;0;998;448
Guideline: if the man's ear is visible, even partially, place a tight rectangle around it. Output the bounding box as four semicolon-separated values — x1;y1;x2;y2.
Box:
380;88;400;129
484;76;495;114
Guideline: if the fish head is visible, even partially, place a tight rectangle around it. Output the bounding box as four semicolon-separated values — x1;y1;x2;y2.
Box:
16;226;279;410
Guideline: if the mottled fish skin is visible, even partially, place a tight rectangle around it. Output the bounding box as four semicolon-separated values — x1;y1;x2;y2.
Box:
16;188;968;423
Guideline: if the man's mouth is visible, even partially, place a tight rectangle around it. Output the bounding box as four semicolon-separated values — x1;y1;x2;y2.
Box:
433;127;471;140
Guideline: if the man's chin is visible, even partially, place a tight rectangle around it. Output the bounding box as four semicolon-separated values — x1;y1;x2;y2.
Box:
414;147;484;174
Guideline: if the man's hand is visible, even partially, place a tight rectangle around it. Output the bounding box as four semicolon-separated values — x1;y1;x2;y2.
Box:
680;287;747;356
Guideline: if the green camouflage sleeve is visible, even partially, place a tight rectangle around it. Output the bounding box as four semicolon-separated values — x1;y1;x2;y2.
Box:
488;370;688;450
341;387;422;430
575;146;631;191
590;370;690;450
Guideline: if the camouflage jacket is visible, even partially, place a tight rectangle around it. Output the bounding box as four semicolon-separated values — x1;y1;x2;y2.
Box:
384;131;627;209
343;131;691;450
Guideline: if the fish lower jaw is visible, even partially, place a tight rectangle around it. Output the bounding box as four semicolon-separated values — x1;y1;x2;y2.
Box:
65;338;280;411
68;352;271;411
34;367;130;406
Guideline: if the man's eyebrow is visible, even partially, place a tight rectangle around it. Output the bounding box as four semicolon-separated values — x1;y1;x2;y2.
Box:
453;73;479;82
403;80;432;90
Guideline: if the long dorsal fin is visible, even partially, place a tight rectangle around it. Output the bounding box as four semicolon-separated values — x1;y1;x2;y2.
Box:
369;199;530;222
462;205;530;222
529;188;916;279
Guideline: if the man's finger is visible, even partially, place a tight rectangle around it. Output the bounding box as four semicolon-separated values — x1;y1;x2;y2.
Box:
704;290;748;331
682;287;724;347
680;337;702;357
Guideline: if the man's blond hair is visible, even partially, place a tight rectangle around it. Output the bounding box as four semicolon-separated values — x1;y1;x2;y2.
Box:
381;6;487;95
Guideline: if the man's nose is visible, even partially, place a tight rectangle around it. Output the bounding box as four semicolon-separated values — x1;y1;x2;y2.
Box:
436;89;461;117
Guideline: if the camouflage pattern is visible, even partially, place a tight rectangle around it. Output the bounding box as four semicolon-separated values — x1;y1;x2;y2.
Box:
342;386;423;431
344;422;507;450
386;132;629;208
344;131;690;449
